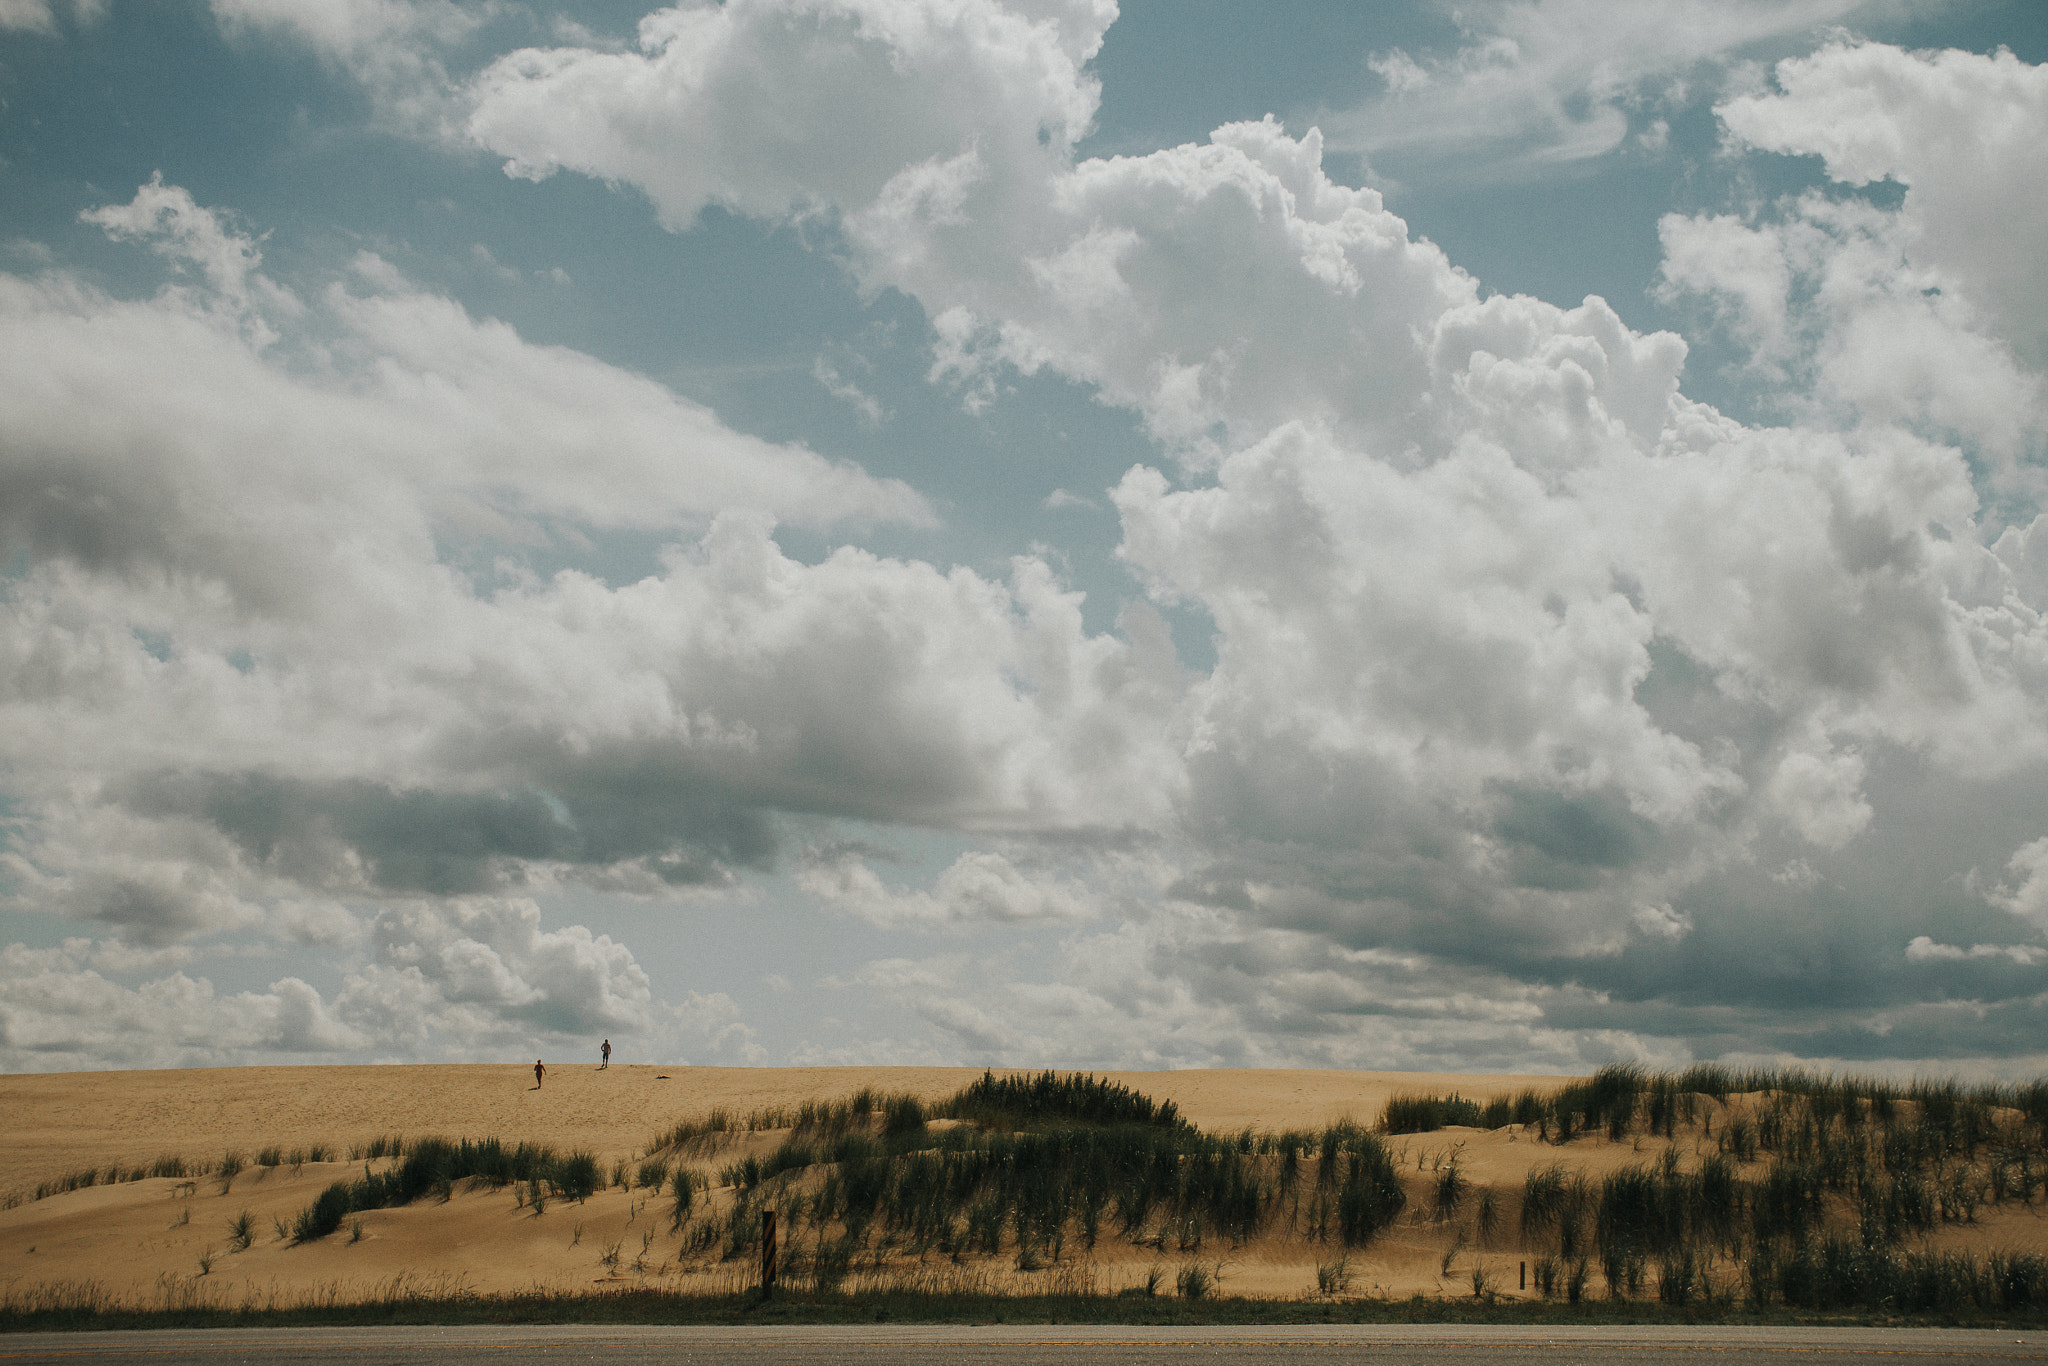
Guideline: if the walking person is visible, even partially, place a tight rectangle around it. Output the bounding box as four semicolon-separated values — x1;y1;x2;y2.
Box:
533;1058;545;1089
600;1039;611;1069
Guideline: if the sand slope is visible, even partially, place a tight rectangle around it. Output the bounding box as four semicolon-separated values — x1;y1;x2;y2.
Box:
0;1064;1561;1196
17;1064;2041;1312
0;1064;1568;1306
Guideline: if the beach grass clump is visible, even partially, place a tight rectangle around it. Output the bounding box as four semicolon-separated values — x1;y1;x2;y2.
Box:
348;1135;408;1162
1334;1140;1407;1246
1479;1089;1554;1131
288;1137;605;1241
648;1108;738;1158
934;1070;1183;1131
1381;1094;1483;1134
654;1072;1406;1271
33;1167;107;1200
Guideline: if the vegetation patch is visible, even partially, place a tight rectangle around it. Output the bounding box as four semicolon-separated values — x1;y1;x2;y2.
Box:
292;1139;602;1242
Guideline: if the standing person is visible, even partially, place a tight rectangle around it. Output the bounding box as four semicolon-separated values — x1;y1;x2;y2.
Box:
533;1058;545;1089
600;1039;611;1069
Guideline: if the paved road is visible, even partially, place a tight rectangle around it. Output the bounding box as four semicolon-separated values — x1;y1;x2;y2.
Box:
1;1325;2045;1366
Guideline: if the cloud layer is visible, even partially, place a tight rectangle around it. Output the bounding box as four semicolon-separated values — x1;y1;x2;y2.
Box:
4;2;2048;1073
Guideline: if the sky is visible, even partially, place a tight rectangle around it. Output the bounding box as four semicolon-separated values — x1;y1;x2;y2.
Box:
2;0;2047;1078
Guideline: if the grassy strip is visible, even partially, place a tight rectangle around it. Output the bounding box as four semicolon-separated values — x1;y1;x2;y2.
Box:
5;1138;408;1211
12;1287;2048;1333
1383;1095;1483;1134
1394;1063;2048;1143
686;1117;1406;1279
646;1071;1178;1161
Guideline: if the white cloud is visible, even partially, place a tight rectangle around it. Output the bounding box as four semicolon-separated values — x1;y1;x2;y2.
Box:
1987;837;2048;933
80;938;199;975
1658;193;2043;471
1631;903;1694;944
2;181;1192;948
800;847;1101;927
0;0;102;34
0;901;681;1070
813;355;888;425
1717;41;2048;367
350;897;653;1037
273;900;367;948
820;914;1673;1072
208;0;494;133
81;173;296;336
210;0;486;56
467;0;1109;230
0;940;361;1070
1659;42;2048;509
1322;0;1879;182
1905;936;2047;967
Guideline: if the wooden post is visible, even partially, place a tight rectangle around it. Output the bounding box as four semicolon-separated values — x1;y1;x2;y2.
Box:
761;1208;778;1296
1520;1261;1526;1291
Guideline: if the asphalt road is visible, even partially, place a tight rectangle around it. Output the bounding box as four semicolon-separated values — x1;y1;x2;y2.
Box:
1;1325;2045;1366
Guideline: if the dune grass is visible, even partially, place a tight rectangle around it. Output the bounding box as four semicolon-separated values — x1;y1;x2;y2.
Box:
658;1063;2048;1315
290;1139;602;1242
20;1062;2048;1325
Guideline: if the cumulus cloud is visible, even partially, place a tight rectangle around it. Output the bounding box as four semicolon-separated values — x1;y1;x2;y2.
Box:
1717;41;2048;367
0;900;684;1070
467;0;1111;229
0;940;360;1070
1660;43;2048;487
349;898;652;1038
459;11;2048;1064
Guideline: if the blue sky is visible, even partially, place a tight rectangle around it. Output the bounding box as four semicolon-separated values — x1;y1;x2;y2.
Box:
3;0;2047;1076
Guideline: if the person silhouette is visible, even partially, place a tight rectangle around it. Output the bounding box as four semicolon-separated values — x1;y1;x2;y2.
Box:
533;1058;545;1089
600;1039;611;1069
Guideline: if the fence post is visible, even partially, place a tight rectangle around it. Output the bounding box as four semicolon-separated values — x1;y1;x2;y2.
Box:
1520;1260;1527;1291
761;1208;778;1296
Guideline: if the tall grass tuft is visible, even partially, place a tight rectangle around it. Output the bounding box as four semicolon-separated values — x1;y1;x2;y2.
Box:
288;1136;605;1240
1382;1094;1483;1134
936;1070;1183;1130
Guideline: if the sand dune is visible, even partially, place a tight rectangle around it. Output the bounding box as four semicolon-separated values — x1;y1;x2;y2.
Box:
7;1064;2044;1313
0;1064;1560;1196
0;1063;1564;1305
